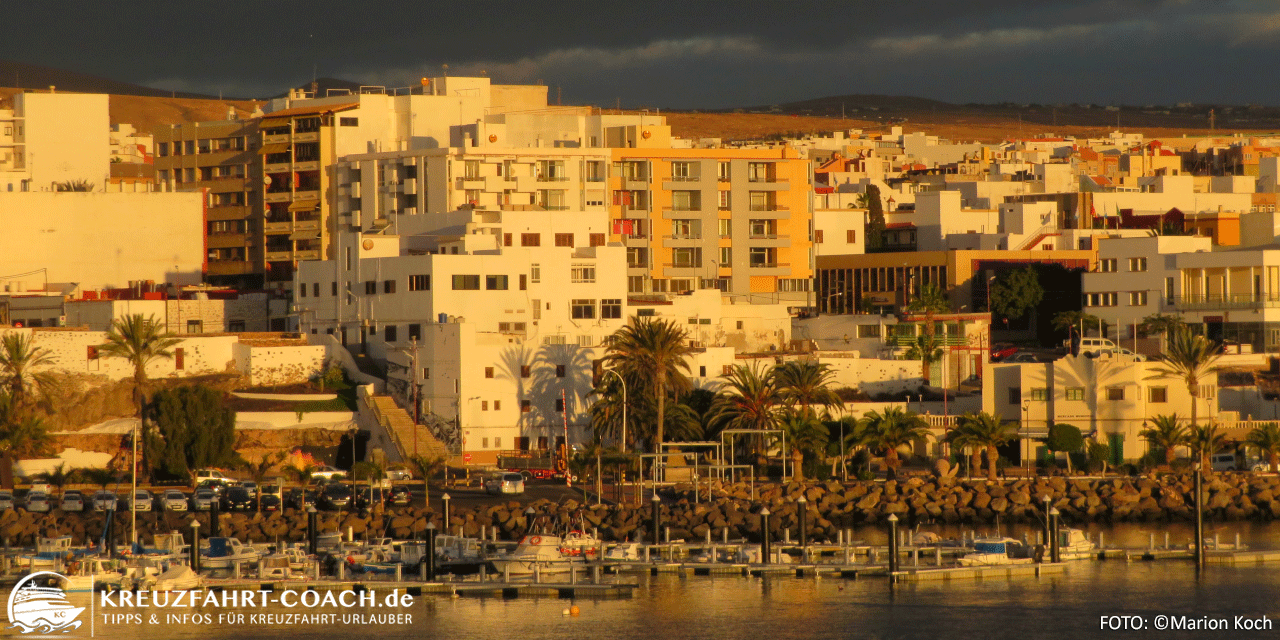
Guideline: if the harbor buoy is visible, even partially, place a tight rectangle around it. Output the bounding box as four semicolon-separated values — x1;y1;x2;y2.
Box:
570;605;580;616
562;608;571;616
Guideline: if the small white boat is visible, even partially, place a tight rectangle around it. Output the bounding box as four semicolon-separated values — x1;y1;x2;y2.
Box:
201;537;260;569
603;542;642;561
17;537;76;570
734;545;795;564
434;535;482;563
58;557;123;592
957;538;1033;566
558;531;601;559
1056;528;1098;560
488;535;583;576
151;565;203;591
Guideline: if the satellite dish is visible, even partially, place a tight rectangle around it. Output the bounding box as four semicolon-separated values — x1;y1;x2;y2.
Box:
420;77;430;87
263;175;273;186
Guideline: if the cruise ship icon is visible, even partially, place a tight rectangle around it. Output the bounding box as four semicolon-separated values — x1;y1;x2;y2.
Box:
7;572;85;634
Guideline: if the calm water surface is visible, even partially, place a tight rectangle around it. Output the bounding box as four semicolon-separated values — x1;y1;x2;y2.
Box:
7;524;1280;639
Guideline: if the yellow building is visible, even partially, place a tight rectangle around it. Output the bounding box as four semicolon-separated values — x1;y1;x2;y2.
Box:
608;145;813;305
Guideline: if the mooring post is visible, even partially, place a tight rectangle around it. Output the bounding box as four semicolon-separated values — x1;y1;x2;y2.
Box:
797;495;808;562
760;507;772;565
1195;468;1204;568
1049;508;1061;563
887;514;899;575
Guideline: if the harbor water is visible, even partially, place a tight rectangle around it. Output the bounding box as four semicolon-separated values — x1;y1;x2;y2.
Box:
5;523;1280;639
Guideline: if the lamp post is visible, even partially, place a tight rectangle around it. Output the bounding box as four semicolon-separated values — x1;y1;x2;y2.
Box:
1021;402;1030;470
603;368;627;455
131;419;138;548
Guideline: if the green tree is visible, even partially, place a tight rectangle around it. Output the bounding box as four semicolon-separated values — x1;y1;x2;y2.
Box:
1052;310;1108;338
1245;422;1280;473
1186;424;1226;471
0;393;51;489
80;467;119;490
989;266;1044;320
0;333;55;411
905;282;951;348
781;412;829;480
1087;439;1112;476
35;463;77;496
601;316;693;454
1140;413;1187;466
145;385;237;480
954;412;1019;481
714;363;782;458
1149;326;1221;429
1140;313;1185;339
284;463;316;485
861;184;885;251
99;314;183;419
903;333;945;385
858;406;929;477
242;452;285;510
1045;423;1084;473
944;424;984;479
775;360;840;419
406;454;447;503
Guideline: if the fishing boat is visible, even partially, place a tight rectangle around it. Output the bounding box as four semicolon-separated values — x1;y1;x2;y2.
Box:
201;537;260;570
434;536;484;574
16;537;76;570
57;557;123;592
957;538;1032;566
7;574;85;634
488;535;583;576
1056;528;1098;560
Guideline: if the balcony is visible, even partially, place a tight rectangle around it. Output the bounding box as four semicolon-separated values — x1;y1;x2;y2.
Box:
206;261;256;276
264;162;292;174
749;262;789;269
748;177;789;185
207;233;247;249
262;134;290;145
206;206;250;221
890;333;967;347
1169;294;1280;312
536;175;570;182
264;191;292;203
264;221;293;235
265;250;293;262
294;219;321;233
293;131;319;143
295;249;322;260
293;160;320;172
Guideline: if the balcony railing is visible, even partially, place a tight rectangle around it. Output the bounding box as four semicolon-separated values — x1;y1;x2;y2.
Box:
749;262;788;269
748;205;789;212
749;233;780;240
536;175;570;182
890;334;968;347
1169;294;1280;311
669;175;701;182
664;234;703;240
663;262;704;269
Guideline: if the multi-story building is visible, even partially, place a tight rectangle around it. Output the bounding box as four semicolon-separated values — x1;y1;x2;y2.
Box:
155;119;262;287
608;147;814;307
1081;234;1212;345
0;91;110;192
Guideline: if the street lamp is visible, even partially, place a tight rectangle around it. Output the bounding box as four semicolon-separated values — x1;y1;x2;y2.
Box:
603;367;627;454
1021;401;1030;470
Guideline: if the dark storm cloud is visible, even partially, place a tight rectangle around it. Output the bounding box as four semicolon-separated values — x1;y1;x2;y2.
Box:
1;0;1274;107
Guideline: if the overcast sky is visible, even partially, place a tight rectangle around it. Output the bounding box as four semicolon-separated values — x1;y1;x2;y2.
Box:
2;0;1275;108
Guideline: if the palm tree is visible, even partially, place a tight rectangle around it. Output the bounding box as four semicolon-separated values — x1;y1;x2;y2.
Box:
98;314;183;418
904;333;946;385
714;363;782;460
1246;422;1280;473
601;316;693;454
775;360;840;419
1140;313;1186;351
1150;326;1221;429
1052;310;1107;338
0;392;50;489
36;463;77;496
242;452;284;510
1186;424;1226;471
943;424;983;479
781;412;829;481
954;412;1018;481
0;333;55;411
80;467;119;491
284;462;316;485
858;406;929;477
406;454;447;503
1140;413;1187;466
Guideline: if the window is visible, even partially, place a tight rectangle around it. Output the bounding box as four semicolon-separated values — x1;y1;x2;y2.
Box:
532;299;541;319
590;233;605;247
531;264;541;283
1066;387;1085;401
671;190;700;211
602;299;622;319
537;189;567;210
699;365;707;377
486;275;509;290
847;230;857;243
339;117;358;127
174;347;185;370
672;247;702;268
409;274;430;291
779;279;810;292
857;324;881;338
749;247;776;268
1165;276;1175;301
671;161;697;181
521;400;532;413
1106;387;1125;401
452;275;480;290
554;233;575;247
749;219;777;238
519;274;527;290
385;325;398;341
747;162;773;182
464;159;481;179
520;365;531;378
719;247;732;265
1149;387;1168;403
1086;292;1118;307
718;219;732;238
521;233;541;247
1129;291;1148;306
555;398;565;412
556;365;566;378
365;280;377;295
586;161;605;182
628;276;645;293
814;230;824;244
383;279;396;294
671;219;701;239
300;284;307;298
408;324;421;340
332;282;338;296
718;191;731;210
312;282;320;298
717;161;731;181
572;299;596;319
503;233;512;247
485;367;495;378
1128;257;1147;272
494;401;501;411
1008;388;1021;404
571;264;596;283
1099;259;1117;273
627;247;648;268
1030;388;1048;401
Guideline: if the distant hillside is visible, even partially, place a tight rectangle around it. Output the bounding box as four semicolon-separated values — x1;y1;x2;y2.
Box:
271;77;367;99
0;59;216;99
736;93;957;115
0;88;259;136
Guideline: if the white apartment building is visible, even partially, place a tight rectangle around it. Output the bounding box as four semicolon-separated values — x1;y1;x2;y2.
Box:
1081;234;1213;343
986;354;1218;467
0;92;110;192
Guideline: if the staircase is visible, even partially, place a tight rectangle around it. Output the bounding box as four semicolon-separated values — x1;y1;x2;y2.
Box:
368;395;450;464
1015;223;1058;250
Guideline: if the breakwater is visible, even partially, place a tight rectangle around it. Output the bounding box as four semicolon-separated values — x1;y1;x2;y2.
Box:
4;473;1279;547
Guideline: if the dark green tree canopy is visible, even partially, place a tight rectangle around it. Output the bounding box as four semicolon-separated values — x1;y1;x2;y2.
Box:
990;266;1044;320
1045;423;1084;454
145;385;237;479
862;184;885;251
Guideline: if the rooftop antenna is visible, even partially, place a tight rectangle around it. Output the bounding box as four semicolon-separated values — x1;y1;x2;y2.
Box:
442;64;449;78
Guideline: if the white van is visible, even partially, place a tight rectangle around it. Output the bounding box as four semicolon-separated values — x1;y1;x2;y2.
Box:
1063;337;1117;355
1211;453;1266;472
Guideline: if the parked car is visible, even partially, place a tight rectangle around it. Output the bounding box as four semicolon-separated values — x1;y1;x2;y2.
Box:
1004;352;1040;363
0;490;14;511
387;485;412;507
385;468;413;482
259;488;282;512
354;486;388;510
194;469;229;484
239;481;259;499
287;488;317;510
1212;452;1266;472
196;479;230;495
92;491;118;512
319;483;353;510
484;473;526;496
28;482;52;495
311;466;347;481
221;487;255;512
133;490;153;512
60;490;85;512
25;492;51;513
190;489;217;511
161;490;188;512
